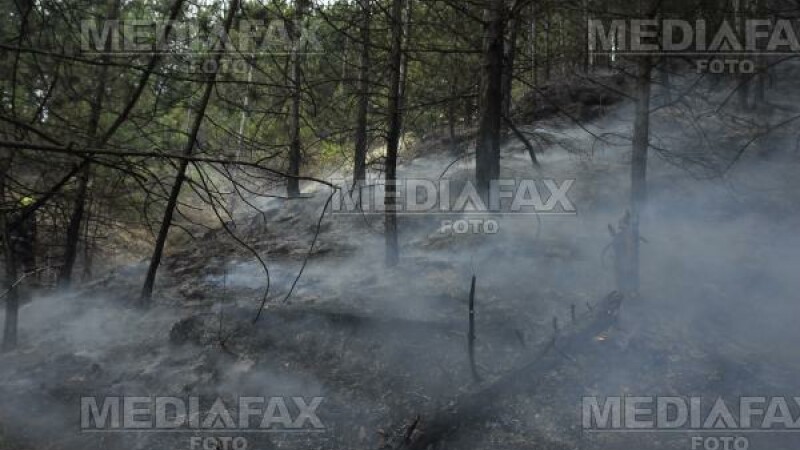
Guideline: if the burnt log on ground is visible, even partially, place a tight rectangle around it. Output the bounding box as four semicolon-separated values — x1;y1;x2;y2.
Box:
250;307;525;346
388;291;624;450
171;306;526;347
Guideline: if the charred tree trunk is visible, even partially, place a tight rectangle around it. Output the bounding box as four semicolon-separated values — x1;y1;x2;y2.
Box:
398;0;413;136
475;0;506;196
735;0;751;110
228;62;254;215
140;0;239;304
353;0;372;191
59;0;119;287
1;153;18;352
1;237;19;353
447;68;459;154
544;6;551;81
59;163;90;286
529;2;537;85
7;0;33;117
463;77;476;128
2;0;33;351
502;12;520;124
467;275;479;381
660;58;672;106
629;57;652;296
583;0;591;73
287;0;309;198
755;56;766;107
754;0;767;108
82;198;96;281
384;0;406;267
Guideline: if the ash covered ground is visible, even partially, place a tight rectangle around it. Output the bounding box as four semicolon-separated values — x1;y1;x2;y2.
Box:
1;71;800;450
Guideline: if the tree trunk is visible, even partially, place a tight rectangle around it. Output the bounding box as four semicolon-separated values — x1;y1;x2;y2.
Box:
582;0;590;73
502;12;520;123
3;0;32;294
529;2;537;85
140;0;239;304
463;78;475;128
1;153;18;352
544;6;551;81
287;0;309;198
755;56;766;107
59;163;90;286
353;0;372;190
754;0;767;108
82;198;95;281
734;0;750;110
447;67;458;154
59;0;119;287
385;0;406;267
228;62;254;214
475;0;506;196
398;0;413;135
660;58;672;105
628;57;652;296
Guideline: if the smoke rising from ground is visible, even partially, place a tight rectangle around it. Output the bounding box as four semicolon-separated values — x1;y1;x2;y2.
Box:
1;67;800;450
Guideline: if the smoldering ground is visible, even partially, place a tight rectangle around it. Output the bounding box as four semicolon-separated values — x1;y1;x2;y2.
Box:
1;65;800;450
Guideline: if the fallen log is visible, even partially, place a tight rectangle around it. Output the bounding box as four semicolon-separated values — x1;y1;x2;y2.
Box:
255;307;523;345
175;305;525;347
390;291;624;450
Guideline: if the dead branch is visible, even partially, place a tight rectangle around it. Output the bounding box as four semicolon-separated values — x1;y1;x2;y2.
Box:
391;291;624;450
502;114;540;167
